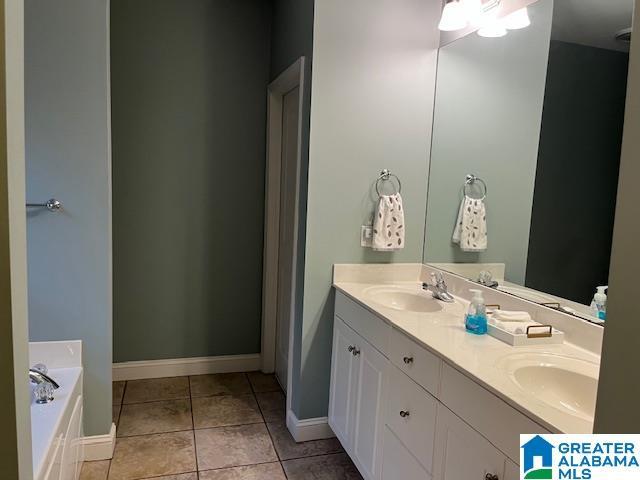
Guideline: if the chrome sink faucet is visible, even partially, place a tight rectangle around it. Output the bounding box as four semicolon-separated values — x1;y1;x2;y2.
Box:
423;272;455;303
29;365;59;404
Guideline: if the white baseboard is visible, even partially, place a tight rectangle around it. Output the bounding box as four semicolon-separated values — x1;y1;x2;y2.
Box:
113;354;262;381
286;409;335;442
82;423;116;461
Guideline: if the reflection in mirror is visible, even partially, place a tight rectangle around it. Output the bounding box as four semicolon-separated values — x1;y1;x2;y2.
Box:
423;0;633;324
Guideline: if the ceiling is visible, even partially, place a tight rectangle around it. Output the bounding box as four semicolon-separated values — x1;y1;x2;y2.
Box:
551;0;635;52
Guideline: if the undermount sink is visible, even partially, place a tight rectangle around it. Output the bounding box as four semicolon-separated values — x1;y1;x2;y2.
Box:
364;286;444;313
496;353;599;421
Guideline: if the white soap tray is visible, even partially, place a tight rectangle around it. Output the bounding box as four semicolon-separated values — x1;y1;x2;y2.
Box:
488;323;565;346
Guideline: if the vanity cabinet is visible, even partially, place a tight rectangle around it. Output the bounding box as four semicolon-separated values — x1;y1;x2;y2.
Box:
330;291;547;480
329;317;386;480
433;403;506;480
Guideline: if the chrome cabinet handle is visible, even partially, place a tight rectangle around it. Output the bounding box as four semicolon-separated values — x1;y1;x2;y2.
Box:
348;345;355;353
403;356;414;364
485;474;499;480
399;410;410;418
352;347;360;356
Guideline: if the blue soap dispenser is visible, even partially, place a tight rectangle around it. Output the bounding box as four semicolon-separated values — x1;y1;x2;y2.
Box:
465;289;488;335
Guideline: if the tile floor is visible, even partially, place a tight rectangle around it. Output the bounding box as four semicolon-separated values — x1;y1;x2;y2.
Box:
81;372;362;480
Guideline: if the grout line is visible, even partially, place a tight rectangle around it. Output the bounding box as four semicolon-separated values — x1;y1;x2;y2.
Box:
120;395;191;406
189;375;200;474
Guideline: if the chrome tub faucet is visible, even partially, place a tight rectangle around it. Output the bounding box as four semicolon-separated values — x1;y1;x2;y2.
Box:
29;364;59;404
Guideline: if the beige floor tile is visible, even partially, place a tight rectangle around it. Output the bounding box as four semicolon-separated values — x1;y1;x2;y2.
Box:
118;398;192;437
192;394;262;428
122;377;189;404
189;373;251;397
282;453;363;480
80;460;110;480
266;421;343;460
108;431;196;480
199;462;286;480
113;404;121;426
194;423;277;471
113;381;125;406
255;391;285;423
247;372;281;393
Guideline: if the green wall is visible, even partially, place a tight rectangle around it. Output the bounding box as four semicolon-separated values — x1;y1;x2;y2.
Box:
111;0;271;362
293;0;442;419
25;0;113;436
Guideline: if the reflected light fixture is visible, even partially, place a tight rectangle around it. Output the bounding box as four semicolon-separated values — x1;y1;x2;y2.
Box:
461;0;484;26
477;14;507;38
502;7;531;30
438;0;468;32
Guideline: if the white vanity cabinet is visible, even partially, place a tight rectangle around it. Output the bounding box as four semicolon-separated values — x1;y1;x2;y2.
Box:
329;317;386;480
433;403;506;480
330;291;547;480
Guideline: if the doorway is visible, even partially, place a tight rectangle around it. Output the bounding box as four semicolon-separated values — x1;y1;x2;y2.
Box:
261;58;305;397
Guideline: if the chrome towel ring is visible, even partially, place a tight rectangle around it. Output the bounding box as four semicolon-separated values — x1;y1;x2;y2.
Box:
375;169;402;196
464;174;487;198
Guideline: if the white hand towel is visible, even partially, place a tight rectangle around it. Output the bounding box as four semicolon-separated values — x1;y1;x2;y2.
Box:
492;309;533;322
492;320;540;335
452;195;487;252
373;193;405;251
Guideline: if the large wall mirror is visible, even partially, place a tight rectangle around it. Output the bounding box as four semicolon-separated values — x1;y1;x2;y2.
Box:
423;0;634;324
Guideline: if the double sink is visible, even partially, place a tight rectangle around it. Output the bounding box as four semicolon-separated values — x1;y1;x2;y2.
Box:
362;284;599;425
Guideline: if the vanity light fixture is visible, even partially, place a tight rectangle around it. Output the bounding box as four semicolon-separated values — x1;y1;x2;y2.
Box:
502;7;531;30
477;17;508;38
438;0;468;31
461;0;484;26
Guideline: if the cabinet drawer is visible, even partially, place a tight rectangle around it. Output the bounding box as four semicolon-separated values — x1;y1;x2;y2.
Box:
389;328;441;396
386;364;437;474
335;291;391;355
382;427;431;480
440;363;550;462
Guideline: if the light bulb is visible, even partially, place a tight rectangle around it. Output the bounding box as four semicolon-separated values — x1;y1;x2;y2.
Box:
477;17;507;38
503;7;531;30
438;0;468;32
461;0;483;26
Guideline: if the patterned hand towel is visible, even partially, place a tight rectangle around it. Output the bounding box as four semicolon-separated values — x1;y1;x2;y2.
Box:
373;194;405;251
452;196;487;252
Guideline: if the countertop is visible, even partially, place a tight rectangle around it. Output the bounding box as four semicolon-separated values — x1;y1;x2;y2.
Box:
333;273;600;434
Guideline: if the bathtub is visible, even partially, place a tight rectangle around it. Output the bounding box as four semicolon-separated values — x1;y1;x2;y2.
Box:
29;340;84;480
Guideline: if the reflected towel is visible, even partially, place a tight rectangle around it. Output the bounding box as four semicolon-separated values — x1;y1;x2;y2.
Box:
452;195;487;252
373;194;405;251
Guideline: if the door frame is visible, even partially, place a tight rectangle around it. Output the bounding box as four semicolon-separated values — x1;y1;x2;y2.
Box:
260;57;305;400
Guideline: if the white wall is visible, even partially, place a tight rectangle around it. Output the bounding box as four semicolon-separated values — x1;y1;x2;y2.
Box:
25;0;112;436
290;0;441;419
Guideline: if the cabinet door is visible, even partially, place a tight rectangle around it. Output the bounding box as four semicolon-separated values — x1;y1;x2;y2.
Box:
352;338;388;480
382;427;431;480
434;404;505;480
329;317;359;449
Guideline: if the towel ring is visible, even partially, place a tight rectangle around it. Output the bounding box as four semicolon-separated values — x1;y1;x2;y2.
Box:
464;174;487;198
375;169;402;196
